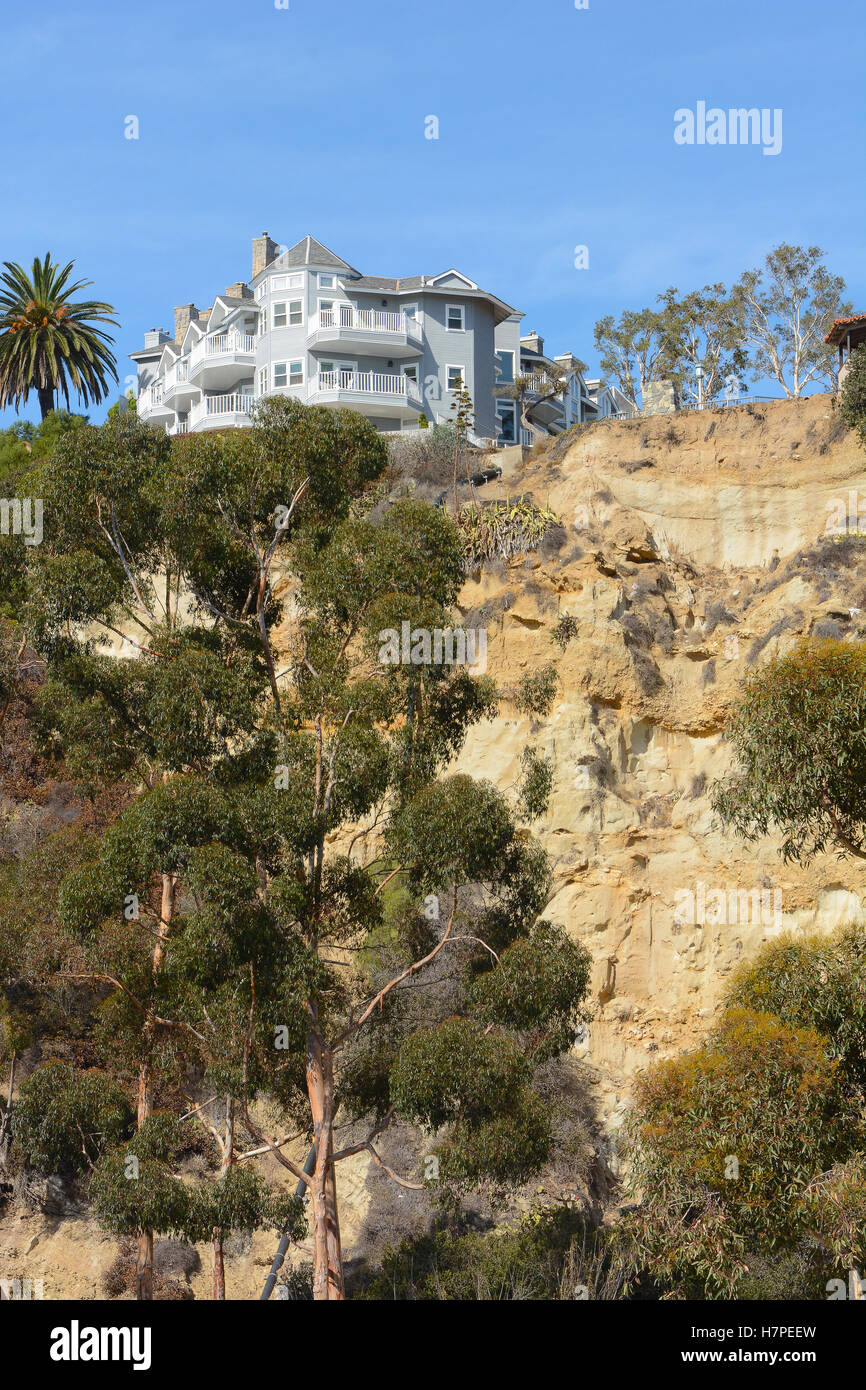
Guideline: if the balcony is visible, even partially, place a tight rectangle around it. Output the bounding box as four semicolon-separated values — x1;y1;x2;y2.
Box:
188;393;254;431
307;307;422;358
138;382;172;420
188;331;256;389
163;358;200;407
308;370;422;419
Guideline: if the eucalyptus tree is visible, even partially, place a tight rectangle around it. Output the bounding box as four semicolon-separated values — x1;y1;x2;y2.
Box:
732;244;850;397
25;399;590;1301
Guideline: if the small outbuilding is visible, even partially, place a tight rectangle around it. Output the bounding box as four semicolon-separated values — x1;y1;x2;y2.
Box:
826;313;866;387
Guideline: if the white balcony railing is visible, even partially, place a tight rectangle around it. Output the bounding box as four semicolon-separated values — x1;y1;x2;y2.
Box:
189;393;254;428
189;332;256;371
139;383;166;412
314;370;420;401
311;307;421;339
163;360;194;397
523;373;563;395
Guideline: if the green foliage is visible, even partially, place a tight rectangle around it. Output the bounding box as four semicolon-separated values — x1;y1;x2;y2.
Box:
90;1150;191;1238
724;927;866;1097
712;638;866;862
391;1018;551;1187
593;306;676;409
624;1008;864;1297
732;243;850;397
457;498;561;569
516;747;554;820
388;775;516;893
0;254;118;416
3;397;587;1289
13;1061;133;1174
657;283;748;405
552;612;578;650
839;343;866;445
469;922;592;1064
183;1167;305;1245
358;1205;615;1301
512;661;559;718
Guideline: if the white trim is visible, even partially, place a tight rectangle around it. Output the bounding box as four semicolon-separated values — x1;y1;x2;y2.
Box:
446;364;465;391
432;270;477;290
273;360;305;388
446;303;465;332
273;298;303;328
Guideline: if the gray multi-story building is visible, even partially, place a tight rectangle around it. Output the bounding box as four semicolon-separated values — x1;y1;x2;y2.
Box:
131;233;600;443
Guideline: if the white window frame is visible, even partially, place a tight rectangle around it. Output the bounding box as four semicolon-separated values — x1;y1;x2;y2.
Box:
273;362;288;388
402;363;419;383
446;365;465;392
318;273;336;289
288;299;303;326
446;304;465;332
258;366;269;394
288;359;304;386
273;302;287;328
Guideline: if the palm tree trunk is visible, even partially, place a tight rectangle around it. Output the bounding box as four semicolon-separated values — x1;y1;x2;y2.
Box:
37;387;54;421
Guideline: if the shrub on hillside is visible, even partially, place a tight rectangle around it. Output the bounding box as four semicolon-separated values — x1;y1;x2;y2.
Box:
839;344;866;444
623;1008;865;1298
13;1060;132;1175
724;927;866;1096
357;1205;623;1301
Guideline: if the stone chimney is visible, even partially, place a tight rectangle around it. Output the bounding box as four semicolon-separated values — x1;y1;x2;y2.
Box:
224;282;253;300
641;380;680;416
521;330;545;357
174;302;197;345
252;233;279;279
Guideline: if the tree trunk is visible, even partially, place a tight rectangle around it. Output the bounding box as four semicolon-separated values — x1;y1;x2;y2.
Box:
0;1052;16;1166
306;1026;344;1300
211;1095;233;1301
135;870;176;1302
212;1229;226;1300
37;386;54;421
134;1057;154;1301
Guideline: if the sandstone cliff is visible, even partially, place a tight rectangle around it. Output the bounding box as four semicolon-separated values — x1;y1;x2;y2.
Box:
453;394;866;1138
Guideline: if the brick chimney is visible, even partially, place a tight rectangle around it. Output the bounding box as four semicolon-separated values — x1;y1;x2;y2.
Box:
174;302;197;344
252;233;279;279
224;282;253;300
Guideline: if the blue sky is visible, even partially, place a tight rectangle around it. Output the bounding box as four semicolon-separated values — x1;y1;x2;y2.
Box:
2;0;864;425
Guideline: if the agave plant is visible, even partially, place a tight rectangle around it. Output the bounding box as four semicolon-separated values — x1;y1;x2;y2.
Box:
457;496;562;570
0;254;118;419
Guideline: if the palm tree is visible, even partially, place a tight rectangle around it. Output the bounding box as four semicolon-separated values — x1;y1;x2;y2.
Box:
0;254;118;420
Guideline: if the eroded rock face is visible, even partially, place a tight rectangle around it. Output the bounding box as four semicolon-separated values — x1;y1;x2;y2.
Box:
450;396;866;1122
